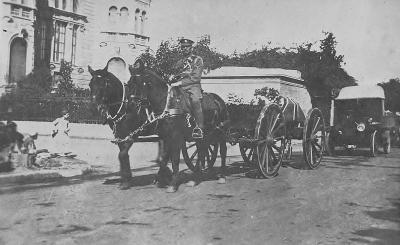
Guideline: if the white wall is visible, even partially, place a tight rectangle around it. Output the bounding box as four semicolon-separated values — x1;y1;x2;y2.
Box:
202;77;311;114
15;121;114;140
202;78;281;104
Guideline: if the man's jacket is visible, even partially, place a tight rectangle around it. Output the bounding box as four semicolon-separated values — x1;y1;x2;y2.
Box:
174;55;204;87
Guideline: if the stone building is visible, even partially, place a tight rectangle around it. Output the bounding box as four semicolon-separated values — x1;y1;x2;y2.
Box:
0;0;151;92
202;66;312;113
1;0;36;91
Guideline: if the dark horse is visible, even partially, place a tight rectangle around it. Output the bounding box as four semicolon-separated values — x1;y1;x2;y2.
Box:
88;59;229;192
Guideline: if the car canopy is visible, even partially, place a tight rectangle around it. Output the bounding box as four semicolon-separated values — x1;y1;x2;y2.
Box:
336;85;385;100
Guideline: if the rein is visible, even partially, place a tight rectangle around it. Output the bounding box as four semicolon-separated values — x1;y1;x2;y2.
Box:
106;81;127;121
107;73;166;144
110;112;169;144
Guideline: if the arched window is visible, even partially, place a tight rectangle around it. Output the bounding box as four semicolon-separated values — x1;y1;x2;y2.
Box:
134;8;140;34
109;6;118;16
108;6;118;23
141;11;146;35
120;7;129;17
54;0;59;8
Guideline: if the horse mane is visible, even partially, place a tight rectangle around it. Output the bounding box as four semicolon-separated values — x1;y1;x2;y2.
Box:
92;68;122;86
143;68;167;88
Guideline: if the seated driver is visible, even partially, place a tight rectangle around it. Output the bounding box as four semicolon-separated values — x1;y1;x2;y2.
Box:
166;38;205;139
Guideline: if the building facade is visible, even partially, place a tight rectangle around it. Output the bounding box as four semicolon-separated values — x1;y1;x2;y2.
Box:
1;0;36;91
0;0;151;92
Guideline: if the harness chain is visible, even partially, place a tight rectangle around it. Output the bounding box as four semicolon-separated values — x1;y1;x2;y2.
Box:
110;112;169;144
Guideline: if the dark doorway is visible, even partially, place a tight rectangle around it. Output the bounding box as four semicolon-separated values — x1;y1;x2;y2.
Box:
9;37;27;83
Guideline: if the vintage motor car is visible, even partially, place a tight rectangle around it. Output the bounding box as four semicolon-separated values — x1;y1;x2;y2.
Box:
327;85;394;156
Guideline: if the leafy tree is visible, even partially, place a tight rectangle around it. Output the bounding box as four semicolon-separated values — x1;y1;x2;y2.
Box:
16;65;52;95
224;45;298;69
223;32;355;99
294;32;356;121
57;60;76;96
138;35;226;80
378;78;400;112
227;93;245;105
297;32;356;98
254;87;280;104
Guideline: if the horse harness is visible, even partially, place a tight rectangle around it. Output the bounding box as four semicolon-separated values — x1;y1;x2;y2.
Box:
102;74;167;144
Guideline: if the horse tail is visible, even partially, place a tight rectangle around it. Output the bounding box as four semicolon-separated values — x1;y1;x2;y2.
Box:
208;93;230;129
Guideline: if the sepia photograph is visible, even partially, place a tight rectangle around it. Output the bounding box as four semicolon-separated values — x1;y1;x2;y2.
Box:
0;0;399;244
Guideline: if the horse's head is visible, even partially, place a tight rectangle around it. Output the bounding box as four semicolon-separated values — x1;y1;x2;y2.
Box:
88;66;122;106
128;59;168;114
128;59;149;100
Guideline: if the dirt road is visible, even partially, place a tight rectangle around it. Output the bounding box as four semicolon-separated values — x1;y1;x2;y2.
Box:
1;148;399;245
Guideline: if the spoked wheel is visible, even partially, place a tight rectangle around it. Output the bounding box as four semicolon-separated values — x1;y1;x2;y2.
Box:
370;130;379;157
303;108;326;169
182;141;218;172
239;142;255;165
255;104;286;178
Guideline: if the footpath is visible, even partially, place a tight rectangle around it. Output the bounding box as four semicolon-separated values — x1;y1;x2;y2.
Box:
0;121;160;186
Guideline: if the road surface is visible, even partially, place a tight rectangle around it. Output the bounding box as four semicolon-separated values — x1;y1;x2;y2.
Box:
0;147;399;245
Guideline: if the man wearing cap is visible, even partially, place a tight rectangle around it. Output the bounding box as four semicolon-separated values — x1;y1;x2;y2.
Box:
168;38;205;139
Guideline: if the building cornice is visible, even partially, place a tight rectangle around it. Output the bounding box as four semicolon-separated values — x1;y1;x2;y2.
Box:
101;31;150;40
51;7;88;23
2;1;36;10
136;0;151;6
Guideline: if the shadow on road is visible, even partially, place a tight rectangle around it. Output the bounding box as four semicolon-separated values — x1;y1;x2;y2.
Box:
350;198;400;245
2;149;399;195
321;149;400;170
0;164;159;195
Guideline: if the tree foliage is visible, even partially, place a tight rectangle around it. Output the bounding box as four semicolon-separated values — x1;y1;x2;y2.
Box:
139;36;225;81
254;87;280;104
224;46;298;70
297;32;356;99
140;32;354;102
223;32;356;99
57;60;77;96
0;60;94;122
378;78;400;112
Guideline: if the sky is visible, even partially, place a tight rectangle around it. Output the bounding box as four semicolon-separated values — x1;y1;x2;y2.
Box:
147;0;400;85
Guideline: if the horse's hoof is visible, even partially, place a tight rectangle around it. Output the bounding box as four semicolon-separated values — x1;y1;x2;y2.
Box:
186;180;197;187
154;180;163;188
157;182;168;188
119;182;131;190
166;186;177;193
217;177;226;184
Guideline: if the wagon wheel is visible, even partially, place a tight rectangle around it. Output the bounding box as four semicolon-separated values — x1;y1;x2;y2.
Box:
303;108;326;169
255;104;286;178
239;143;255;165
369;130;379;157
182;141;218;172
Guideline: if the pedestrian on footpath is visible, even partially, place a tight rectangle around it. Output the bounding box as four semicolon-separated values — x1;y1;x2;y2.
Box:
51;109;72;156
